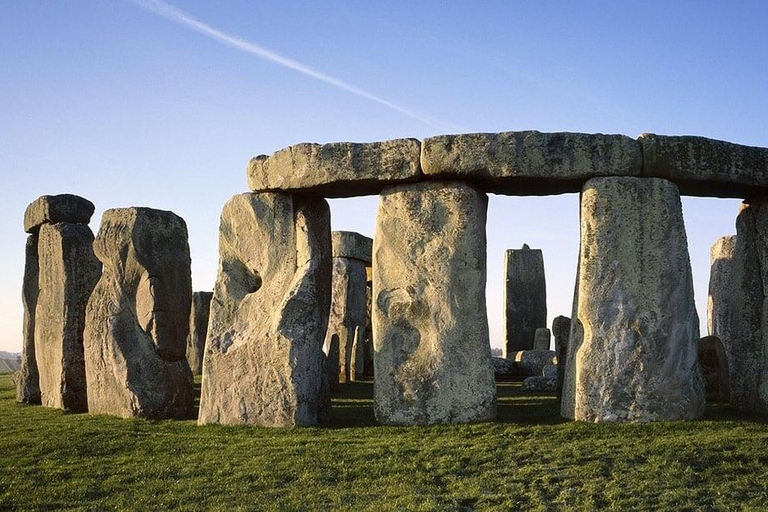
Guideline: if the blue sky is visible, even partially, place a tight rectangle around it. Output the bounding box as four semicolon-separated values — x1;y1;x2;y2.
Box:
1;1;766;352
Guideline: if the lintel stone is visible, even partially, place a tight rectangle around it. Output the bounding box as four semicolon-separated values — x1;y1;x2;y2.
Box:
24;194;95;233
332;231;373;263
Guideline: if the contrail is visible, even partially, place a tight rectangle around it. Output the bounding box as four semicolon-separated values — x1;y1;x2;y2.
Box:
128;0;461;132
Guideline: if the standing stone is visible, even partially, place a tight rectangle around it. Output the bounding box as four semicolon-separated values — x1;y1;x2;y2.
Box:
35;223;101;412
363;272;374;378
326;334;341;391
84;208;194;419
552;315;571;395
373;181;497;425
533;328;551;350
503;245;546;355
15;235;41;404
186;291;213;375
561;177;705;422
708;236;737;355
699;336;730;403
199;193;332;427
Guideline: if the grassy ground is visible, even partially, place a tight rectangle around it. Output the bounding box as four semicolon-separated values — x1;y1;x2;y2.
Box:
2;375;768;510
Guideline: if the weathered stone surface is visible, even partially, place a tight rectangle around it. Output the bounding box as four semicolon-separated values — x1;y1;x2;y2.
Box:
15;235;41;404
543;364;558;381
639;134;768;198
708;236;737;346
421;131;641;195
326;334;341;391
522;375;557;392
325;257;367;383
561;177;705;422
199;193;332;427
503;245;546;355
373;181;497;425
186;291;213;375
248;138;422;198
331;231;373;263
509;350;557;377
491;356;517;378
533;328;551;351
24;194;95;234
36;223;101;412
699;336;730;403
363;280;374;378
552;315;571;394
84;208;194;419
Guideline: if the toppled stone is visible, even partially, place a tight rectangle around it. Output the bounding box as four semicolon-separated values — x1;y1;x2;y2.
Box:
325;256;367;383
199;193;332;427
639;134;768;198
699;336;730;403
552;315;571;394
508;350;557;377
24;194;95;234
186;291;213;375
84;208;194;419
421;131;641;195
36;223;101;412
503;245;547;355
543;364;558;381
491;356;518;378
522;375;557;392
533;328;551;351
561;177;705;422
248;138;422;198
331;231;373;263
15;235;41;404
373;181;497;425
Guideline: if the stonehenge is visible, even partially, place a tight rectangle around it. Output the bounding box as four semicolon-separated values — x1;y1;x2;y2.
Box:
186;291;213;375
503;245;546;354
372;181;497;425
15;235;41;404
533;328;551;351
325;231;372;384
552;316;571;394
561;177;705;422
198;193;332;427
83;208;194;419
699;336;730;403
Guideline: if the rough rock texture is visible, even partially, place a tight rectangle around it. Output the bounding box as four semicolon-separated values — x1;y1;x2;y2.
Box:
552;315;571;394
331;231;373;263
543;364;558;381
561;177;705;422
509;350;557;377
699;336;730;403
248;138;422;198
325;334;341;391
492;356;518;379
363;280;374;378
533;328;551;351
15;235;41;404
24;194;95;234
708;236;737;350
726;201;768;414
199;193;332;427
503;245;547;355
639;134;768;198
522;375;557;392
35;223;101;412
325;257;368;383
186;291;213;375
84;208;194;419
421;131;641;195
373;181;497;425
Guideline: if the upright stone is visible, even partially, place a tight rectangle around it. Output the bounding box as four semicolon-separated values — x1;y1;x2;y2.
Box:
84;208;194;419
35;223;101;412
561;177;705;422
363;273;374;378
373;181;497;425
533;328;551;350
186;291;213;375
199;193;332;427
552;315;571;395
708;236;737;353
15;235;41;404
503;245;546;355
699;336;730;403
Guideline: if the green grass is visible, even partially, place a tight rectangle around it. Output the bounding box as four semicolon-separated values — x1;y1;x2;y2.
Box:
2;374;768;511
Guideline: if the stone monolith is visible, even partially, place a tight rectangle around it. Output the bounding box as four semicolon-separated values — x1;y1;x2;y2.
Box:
84;208;194;419
561;177;705;422
15;235;41;404
35;222;101;412
373;181;497;425
708;236;737;354
699;336;730;403
552;315;571;394
533;328;551;350
198;193;332;427
186;291;213;375
503;245;546;355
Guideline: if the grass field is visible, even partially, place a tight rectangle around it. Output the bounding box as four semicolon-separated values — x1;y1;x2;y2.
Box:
2;374;768;510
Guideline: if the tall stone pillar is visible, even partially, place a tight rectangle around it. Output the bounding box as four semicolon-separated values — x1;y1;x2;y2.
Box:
373;181;497;425
199;193;332;427
15;235;41;404
561;177;704;422
84;208;194;419
25;195;101;412
503;245;546;355
186;291;213;375
325;231;372;384
551;315;571;397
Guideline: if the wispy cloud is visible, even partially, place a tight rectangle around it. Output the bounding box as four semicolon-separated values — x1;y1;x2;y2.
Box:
128;0;461;132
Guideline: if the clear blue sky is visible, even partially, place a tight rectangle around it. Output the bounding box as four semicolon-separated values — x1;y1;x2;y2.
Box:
1;1;766;352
